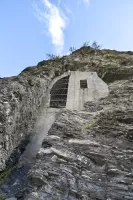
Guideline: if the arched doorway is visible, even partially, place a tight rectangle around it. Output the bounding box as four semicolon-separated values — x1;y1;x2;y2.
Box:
50;76;69;108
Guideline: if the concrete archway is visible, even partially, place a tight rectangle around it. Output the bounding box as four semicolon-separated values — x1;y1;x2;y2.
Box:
50;76;69;108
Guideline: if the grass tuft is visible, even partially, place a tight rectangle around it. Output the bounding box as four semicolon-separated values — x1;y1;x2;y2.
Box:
0;168;14;185
84;120;97;129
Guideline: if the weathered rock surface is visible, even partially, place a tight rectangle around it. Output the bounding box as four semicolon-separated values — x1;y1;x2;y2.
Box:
1;47;133;199
0;74;50;170
1;47;133;171
26;78;133;200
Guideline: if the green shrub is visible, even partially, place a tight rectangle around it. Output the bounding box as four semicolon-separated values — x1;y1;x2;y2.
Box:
91;41;102;50
82;41;89;47
84;120;97;129
46;54;61;60
52;197;58;200
69;47;76;53
0;196;5;200
0;168;13;185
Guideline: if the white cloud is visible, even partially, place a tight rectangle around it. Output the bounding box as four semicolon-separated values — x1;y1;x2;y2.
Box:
32;0;67;53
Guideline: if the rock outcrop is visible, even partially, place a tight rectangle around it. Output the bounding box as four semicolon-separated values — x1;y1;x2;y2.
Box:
1;46;133;199
26;78;133;200
0;74;50;170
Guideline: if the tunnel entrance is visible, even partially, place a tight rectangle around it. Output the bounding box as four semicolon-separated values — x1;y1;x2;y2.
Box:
50;76;69;108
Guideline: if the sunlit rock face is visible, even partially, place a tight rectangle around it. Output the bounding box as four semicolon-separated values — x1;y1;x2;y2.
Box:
26;79;133;200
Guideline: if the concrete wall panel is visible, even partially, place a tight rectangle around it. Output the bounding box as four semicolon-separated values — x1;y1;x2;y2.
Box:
66;71;109;110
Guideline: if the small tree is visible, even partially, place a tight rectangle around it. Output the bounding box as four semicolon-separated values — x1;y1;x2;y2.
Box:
46;53;60;60
91;41;101;49
69;47;76;53
83;41;89;47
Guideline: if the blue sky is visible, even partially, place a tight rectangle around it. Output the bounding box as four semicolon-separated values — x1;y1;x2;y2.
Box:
0;0;133;77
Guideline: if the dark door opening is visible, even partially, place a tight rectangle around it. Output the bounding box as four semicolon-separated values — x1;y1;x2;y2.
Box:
50;76;69;108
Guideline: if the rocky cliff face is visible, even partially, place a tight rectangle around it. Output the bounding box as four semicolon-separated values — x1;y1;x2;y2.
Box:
0;74;50;171
1;46;133;199
26;78;133;200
